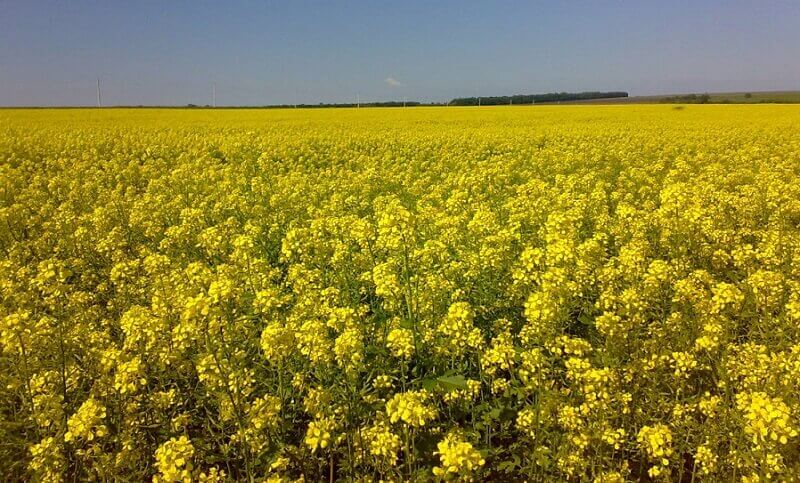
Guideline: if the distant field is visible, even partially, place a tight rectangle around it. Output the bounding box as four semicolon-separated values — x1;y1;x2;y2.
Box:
544;90;800;104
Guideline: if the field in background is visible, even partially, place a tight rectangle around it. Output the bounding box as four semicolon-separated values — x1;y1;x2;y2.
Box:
2;106;800;481
546;90;800;104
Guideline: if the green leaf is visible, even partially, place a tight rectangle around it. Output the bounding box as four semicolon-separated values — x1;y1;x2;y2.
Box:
436;374;467;392
420;378;438;392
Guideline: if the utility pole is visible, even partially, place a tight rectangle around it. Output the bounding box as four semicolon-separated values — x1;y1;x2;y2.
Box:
478;96;481;107
96;77;102;108
213;83;216;108
357;93;360;108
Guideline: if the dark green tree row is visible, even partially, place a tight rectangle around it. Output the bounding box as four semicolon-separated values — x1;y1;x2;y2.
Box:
658;94;712;104
186;101;423;109
450;91;628;106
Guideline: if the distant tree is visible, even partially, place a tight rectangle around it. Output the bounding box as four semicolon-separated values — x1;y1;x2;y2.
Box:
744;93;752;99
449;91;628;106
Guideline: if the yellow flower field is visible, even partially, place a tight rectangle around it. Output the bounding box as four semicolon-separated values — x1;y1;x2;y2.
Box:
2;105;800;481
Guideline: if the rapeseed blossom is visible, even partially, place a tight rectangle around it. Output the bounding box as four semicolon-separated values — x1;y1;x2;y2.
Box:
432;433;485;478
386;390;437;427
304;416;335;453
64;397;107;442
154;436;194;482
3;106;800;480
637;424;673;478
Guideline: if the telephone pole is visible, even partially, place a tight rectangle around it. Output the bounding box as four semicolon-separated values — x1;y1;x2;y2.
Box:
213;83;216;108
96;77;102;108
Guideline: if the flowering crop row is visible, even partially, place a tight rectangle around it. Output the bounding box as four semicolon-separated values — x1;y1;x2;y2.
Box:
2;106;800;481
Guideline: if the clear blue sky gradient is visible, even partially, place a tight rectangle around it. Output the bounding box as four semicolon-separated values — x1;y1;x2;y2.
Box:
1;0;799;106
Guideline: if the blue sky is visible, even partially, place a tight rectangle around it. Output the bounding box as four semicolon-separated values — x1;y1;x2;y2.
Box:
1;0;799;106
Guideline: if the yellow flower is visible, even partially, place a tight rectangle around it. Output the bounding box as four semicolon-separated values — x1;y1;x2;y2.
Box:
637;424;673;477
64;397;107;443
363;422;402;465
28;437;65;482
305;416;335;453
736;392;798;447
154;436;194;482
432;433;485;478
114;356;147;395
386;327;415;359
385;390;437;427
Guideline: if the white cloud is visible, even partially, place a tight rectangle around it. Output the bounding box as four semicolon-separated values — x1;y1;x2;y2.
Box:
384;77;402;87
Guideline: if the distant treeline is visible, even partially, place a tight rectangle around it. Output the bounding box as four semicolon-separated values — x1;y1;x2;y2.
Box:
449;91;628;106
658;94;712;104
186;101;423;109
656;93;800;104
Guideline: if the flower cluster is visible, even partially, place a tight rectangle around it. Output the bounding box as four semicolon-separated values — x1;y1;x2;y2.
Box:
637;424;673;478
304;416;335;453
386;327;415;359
432;433;485;478
363;422;402;466
64;397;107;443
386;390;437;427
154;436;194;482
736;392;798;446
